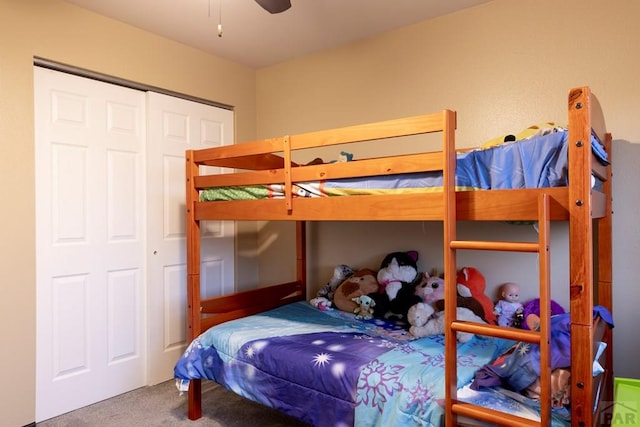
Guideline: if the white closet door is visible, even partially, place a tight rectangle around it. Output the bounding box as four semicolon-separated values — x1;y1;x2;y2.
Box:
146;92;235;385
35;67;147;421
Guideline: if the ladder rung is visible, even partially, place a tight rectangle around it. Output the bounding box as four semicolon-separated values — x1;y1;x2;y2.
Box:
451;321;541;344
450;240;539;252
452;401;541;427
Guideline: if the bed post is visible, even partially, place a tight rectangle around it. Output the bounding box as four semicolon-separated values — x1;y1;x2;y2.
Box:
442;109;458;427
185;149;203;420
296;221;307;300
567;87;596;426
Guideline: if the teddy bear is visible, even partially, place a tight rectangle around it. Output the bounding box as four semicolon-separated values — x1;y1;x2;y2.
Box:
371;250;422;320
456;266;497;324
407;302;486;343
352;295;376;320
332;268;379;313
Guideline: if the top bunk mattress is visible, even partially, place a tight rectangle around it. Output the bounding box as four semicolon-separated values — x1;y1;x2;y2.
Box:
200;129;608;202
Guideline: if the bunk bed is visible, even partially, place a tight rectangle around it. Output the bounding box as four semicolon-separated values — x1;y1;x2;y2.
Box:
175;86;613;426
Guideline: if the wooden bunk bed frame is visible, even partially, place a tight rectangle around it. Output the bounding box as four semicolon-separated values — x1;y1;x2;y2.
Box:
184;86;613;426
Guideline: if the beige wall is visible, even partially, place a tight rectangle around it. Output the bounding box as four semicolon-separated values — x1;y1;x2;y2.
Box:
255;0;640;381
0;0;257;425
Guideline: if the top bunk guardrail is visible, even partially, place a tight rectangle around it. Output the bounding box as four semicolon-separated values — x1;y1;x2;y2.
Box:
186;91;610;222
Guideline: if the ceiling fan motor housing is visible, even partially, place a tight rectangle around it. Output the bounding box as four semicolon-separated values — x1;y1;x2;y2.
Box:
255;0;291;14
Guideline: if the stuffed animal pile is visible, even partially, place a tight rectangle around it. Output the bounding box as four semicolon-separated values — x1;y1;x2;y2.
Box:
310;254;504;344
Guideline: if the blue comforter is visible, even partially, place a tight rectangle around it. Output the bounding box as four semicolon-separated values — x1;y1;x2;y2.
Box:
174;301;513;427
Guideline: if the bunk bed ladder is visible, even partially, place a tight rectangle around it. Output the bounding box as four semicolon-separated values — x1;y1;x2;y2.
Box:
443;193;553;427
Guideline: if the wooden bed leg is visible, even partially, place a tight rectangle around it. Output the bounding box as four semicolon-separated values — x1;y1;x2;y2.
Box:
188;379;202;420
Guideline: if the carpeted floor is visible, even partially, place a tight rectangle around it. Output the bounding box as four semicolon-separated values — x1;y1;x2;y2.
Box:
37;380;311;427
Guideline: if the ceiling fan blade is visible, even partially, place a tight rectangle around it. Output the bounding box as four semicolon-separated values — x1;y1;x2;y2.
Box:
255;0;291;14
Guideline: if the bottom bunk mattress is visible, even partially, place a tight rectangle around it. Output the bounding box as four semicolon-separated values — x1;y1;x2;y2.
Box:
174;301;514;427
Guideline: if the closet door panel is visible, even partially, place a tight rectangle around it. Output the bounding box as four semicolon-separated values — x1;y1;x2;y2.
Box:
35;66;146;422
146;92;235;384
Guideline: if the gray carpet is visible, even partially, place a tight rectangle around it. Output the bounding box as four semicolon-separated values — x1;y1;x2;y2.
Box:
37;380;311;427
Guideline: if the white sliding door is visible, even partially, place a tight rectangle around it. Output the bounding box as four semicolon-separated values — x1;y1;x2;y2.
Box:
35;67;147;421
146;92;235;384
35;67;235;420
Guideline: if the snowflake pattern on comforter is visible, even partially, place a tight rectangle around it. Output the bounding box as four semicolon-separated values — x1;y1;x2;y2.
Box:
174;301;513;427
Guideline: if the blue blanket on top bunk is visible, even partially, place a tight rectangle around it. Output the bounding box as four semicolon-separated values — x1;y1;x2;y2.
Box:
327;130;606;192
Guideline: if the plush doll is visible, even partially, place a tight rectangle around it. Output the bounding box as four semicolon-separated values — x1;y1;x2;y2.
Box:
309;296;332;311
456;266;497;325
383;278;423;321
352;295;376;320
407;302;486;343
316;264;355;302
494;282;524;327
372;250;421;320
376;250;420;300
413;271;445;305
338;151;354;162
520;298;566;330
333;268;379;313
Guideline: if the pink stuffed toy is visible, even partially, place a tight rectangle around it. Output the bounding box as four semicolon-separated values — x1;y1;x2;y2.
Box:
456;266;497;325
413;272;445;305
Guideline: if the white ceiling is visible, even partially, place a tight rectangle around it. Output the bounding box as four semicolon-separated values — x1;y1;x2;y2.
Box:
64;0;492;68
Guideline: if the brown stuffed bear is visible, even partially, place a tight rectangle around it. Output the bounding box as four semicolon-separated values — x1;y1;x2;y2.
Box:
333;268;379;313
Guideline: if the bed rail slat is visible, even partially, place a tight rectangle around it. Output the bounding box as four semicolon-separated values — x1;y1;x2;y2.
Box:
195;168;286;187
289;112;451;149
200;281;304;314
452;402;541;427
193;138;286;168
194;152;446;189
194;188;572;222
200;295;304;331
